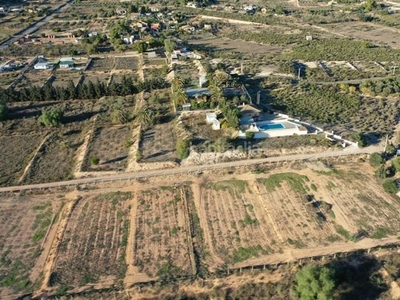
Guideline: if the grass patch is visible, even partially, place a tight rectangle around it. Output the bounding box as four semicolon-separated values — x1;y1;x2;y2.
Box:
335;225;356;242
232;245;267;263
209;180;247;196
372;227;391;239
260;173;309;193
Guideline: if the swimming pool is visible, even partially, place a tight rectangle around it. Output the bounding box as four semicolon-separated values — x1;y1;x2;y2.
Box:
259;123;285;130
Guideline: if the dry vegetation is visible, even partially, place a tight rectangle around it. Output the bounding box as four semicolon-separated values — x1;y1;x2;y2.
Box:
83;125;132;172
134;185;195;278
140;123;177;163
0;195;62;297
52;192;131;288
0;134;43;186
22;130;84;184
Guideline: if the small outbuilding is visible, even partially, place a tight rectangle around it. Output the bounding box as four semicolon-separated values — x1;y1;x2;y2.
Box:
59;57;74;69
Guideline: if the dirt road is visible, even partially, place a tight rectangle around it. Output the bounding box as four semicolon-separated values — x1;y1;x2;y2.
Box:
233;236;400;269
0;144;382;193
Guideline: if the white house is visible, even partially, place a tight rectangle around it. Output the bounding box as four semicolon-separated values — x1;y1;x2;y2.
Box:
34;61;51;70
206;113;220;130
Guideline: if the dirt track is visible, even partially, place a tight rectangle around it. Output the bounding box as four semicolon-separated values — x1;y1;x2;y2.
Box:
0;144;383;193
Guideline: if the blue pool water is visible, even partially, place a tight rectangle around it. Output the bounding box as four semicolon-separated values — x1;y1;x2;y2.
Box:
259;123;285;130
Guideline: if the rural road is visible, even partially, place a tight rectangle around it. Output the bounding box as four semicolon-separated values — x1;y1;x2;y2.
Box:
0;144;382;193
0;0;72;50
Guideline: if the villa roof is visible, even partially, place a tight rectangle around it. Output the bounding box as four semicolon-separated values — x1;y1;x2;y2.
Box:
239;104;262;115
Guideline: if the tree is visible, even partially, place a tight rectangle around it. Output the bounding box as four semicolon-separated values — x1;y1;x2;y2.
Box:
392;157;400;172
369;152;384;167
164;38;176;54
135;108;155;129
245;131;255;141
176;139;190;159
39;108;63;127
0;100;8;121
383;179;398;194
292;265;335;300
135;41;148;53
111;103;129;124
171;78;188;110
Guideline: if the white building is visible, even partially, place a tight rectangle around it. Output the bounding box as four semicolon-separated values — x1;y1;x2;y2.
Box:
206;113;220;130
34;62;51;70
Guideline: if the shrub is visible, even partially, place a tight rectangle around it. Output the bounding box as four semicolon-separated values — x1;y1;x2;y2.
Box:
392;157;400;172
369;152;384;167
176;139;190;160
39;108;63;127
383;179;398;194
292;265;335;300
245;131;255;141
90;156;100;165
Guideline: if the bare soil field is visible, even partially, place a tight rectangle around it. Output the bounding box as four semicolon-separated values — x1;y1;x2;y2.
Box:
82;73;111;86
14;71;51;89
140;123;177;163
134;185;195;278
193;165;400;270
87;57;115;72
189;35;285;55
114;56;139;70
83;125;132;172
52;72;82;88
0;195;62;298
22;130;84;184
52;192;131;288
321;22;400;49
0;134;44;186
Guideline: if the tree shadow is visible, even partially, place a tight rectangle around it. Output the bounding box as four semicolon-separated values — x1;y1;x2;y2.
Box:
102;155;127;165
63;111;99;124
327;254;388;300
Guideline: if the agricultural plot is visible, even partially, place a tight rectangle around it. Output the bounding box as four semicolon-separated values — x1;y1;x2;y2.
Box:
52;72;82;88
312;169;400;238
143;67;165;81
0;197;62;297
198;177;340;266
13;71;51;89
140;123;177;163
0;73;18;88
83;125;132;172
134;186;195;278
83;73;111;86
22;130;84;184
87;57;115;71
0;134;43;186
52;192;131;288
195;166;400;268
114;56;139;70
174;62;199;86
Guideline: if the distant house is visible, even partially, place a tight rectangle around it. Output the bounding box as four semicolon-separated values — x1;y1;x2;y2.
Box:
34;60;51;70
206;113;220;130
150;23;161;31
59;57;74;69
123;35;135;44
239;104;261;122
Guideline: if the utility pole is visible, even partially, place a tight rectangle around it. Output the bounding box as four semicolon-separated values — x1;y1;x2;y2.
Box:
298;67;301;79
393;66;397;75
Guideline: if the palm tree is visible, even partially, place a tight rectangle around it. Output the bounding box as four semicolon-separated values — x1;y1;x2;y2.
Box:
135;107;155;129
171;77;187;114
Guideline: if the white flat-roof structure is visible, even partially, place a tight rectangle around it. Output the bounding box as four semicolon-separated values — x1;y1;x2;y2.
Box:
206;113;220;130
